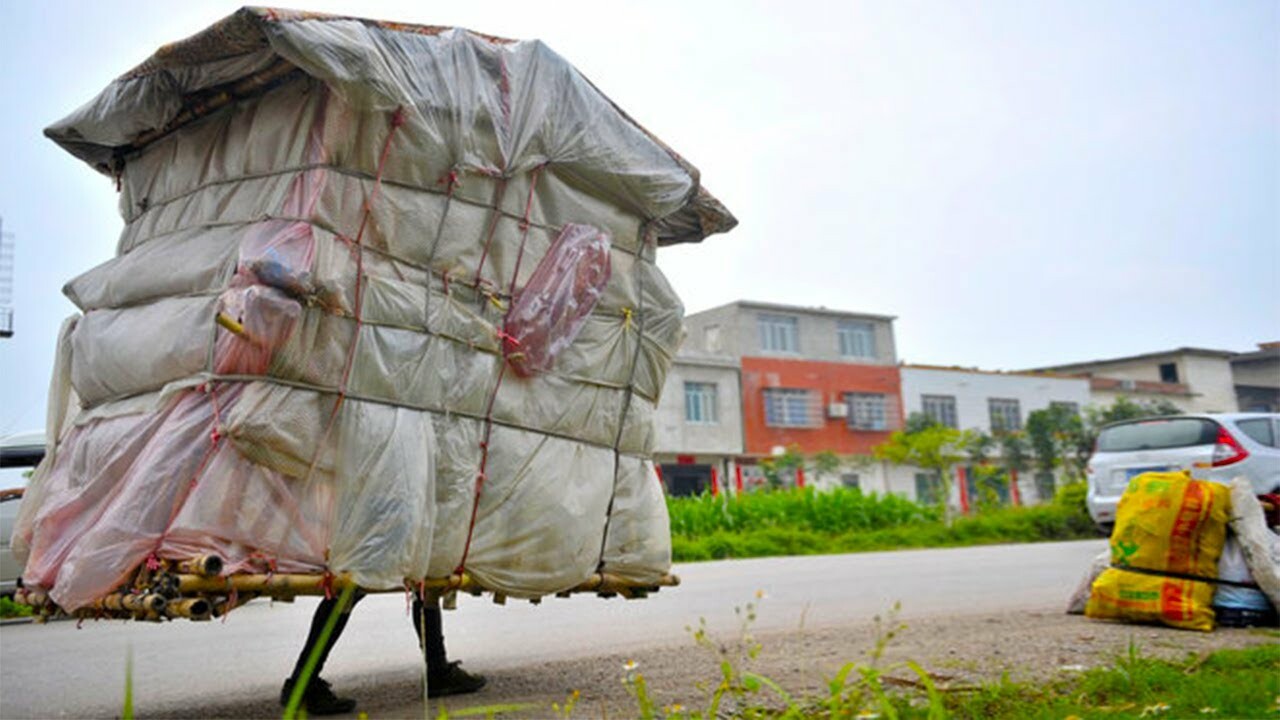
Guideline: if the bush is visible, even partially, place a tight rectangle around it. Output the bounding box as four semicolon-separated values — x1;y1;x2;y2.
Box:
667;487;1099;563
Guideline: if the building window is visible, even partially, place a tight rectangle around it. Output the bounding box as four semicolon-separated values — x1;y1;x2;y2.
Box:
846;392;892;430
758;314;799;354
763;388;817;427
915;472;943;505
988;398;1022;432
1050;400;1079;416
837;320;876;359
921;395;958;428
1159;362;1179;384
841;473;861;490
684;382;718;425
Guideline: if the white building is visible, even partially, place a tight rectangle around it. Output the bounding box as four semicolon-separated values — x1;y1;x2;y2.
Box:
1029;347;1240;413
899;365;1092;505
653;353;744;495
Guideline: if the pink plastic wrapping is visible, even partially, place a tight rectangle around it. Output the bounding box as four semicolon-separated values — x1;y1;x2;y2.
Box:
503;224;612;377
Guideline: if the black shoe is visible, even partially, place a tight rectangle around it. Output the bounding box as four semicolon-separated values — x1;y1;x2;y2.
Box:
427;661;487;698
280;676;357;715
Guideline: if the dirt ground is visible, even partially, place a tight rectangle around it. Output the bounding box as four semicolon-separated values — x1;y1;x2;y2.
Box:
356;611;1278;719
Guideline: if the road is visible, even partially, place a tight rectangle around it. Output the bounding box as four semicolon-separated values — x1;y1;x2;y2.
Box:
0;540;1107;718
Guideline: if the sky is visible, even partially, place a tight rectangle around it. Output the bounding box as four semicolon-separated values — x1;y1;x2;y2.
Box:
0;0;1276;436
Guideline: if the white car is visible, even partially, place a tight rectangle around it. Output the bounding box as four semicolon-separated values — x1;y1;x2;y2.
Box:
1;430;44;596
1085;413;1280;529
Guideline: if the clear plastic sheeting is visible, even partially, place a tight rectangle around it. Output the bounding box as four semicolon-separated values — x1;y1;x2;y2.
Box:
18;8;734;611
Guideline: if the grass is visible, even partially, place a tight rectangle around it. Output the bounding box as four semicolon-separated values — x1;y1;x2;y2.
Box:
0;596;34;618
616;598;1280;720
668;484;1097;562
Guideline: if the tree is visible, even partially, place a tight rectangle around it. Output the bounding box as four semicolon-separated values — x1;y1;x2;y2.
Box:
811;450;842;487
873;417;964;522
759;445;803;489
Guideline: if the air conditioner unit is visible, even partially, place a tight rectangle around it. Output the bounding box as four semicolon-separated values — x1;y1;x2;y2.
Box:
827;402;849;419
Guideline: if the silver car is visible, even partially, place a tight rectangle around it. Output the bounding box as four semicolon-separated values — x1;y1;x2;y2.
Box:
1;430;44;596
1085;413;1280;529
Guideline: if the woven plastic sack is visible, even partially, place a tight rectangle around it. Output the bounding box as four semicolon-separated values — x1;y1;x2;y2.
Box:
1086;568;1216;631
1086;470;1230;631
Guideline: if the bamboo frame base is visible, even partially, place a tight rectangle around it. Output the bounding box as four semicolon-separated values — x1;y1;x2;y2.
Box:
16;557;680;624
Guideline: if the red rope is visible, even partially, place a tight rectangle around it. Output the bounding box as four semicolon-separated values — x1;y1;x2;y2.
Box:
453;166;542;574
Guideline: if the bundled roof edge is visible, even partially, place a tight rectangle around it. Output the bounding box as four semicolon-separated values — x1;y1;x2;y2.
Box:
45;6;736;245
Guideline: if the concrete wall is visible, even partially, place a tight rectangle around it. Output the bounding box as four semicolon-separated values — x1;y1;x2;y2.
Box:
684;302;897;365
1178;354;1239;412
1233;355;1280;389
900;367;1091;432
653;355;744;456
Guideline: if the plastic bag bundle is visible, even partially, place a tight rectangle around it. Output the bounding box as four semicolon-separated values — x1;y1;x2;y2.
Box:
15;8;735;611
1086;470;1230;631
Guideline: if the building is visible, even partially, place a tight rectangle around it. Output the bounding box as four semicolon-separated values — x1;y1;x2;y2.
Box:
682;300;902;492
653;353;744;496
1029;347;1240;413
900;365;1092;504
1232;343;1280;412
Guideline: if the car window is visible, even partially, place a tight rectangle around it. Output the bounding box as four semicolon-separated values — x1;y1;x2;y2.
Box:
1236;418;1277;448
0;466;31;492
1096;418;1218;452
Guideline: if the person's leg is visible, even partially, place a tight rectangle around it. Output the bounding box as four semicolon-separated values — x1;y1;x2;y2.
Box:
282;591;365;714
411;597;486;697
410;597;448;668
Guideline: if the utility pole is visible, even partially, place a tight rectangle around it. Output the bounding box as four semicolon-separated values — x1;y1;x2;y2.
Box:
0;217;13;338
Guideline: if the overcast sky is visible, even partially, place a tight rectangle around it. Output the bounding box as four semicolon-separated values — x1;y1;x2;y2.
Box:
0;0;1276;435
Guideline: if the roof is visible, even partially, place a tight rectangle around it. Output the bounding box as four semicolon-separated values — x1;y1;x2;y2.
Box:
1025;346;1239;374
44;7;735;246
901;363;1081;381
1231;343;1280;364
692;300;897;322
1087;377;1193;397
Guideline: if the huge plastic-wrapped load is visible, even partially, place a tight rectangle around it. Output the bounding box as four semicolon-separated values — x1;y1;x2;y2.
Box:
14;7;735;612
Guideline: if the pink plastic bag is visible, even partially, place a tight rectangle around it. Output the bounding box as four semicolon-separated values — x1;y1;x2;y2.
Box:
502;224;611;377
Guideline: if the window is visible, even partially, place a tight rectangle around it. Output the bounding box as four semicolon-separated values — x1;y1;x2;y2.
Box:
1050;401;1079;416
758;314;799;354
837;320;876;359
846;392;891;430
684;382;718;424
1159;363;1179;384
988;398;1022;432
921;395;958;428
840;473;861;490
915;472;943;505
763;388;817;427
1236;418;1276;448
1097;418;1217;452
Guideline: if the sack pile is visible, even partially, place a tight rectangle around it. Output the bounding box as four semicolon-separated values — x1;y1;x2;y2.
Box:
14;8;735;611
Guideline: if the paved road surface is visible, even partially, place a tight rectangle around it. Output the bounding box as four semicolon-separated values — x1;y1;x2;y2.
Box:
0;540;1105;718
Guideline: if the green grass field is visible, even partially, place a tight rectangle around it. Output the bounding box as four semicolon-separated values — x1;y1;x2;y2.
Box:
667;484;1098;562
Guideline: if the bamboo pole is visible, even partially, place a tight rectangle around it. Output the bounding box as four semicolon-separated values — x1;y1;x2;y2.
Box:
175;555;224;577
174;571;678;599
90;592;167;615
165;598;213;621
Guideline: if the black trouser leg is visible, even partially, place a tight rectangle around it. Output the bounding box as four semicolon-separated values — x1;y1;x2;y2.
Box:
290;591;365;681
411;598;448;669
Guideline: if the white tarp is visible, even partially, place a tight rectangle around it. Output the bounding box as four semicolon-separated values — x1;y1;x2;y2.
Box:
16;7;734;611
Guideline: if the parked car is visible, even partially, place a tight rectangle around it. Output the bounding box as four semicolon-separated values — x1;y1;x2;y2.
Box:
1086;413;1280;530
1;431;44;596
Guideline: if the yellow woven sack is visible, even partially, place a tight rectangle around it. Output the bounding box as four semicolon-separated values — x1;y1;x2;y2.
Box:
1109;470;1230;576
1086;568;1216;631
1085;471;1230;631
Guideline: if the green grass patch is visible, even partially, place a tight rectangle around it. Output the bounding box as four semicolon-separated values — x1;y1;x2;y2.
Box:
668;486;1097;562
0;596;34;618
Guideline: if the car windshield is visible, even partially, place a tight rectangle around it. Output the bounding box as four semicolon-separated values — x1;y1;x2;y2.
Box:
1097;418;1218;452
